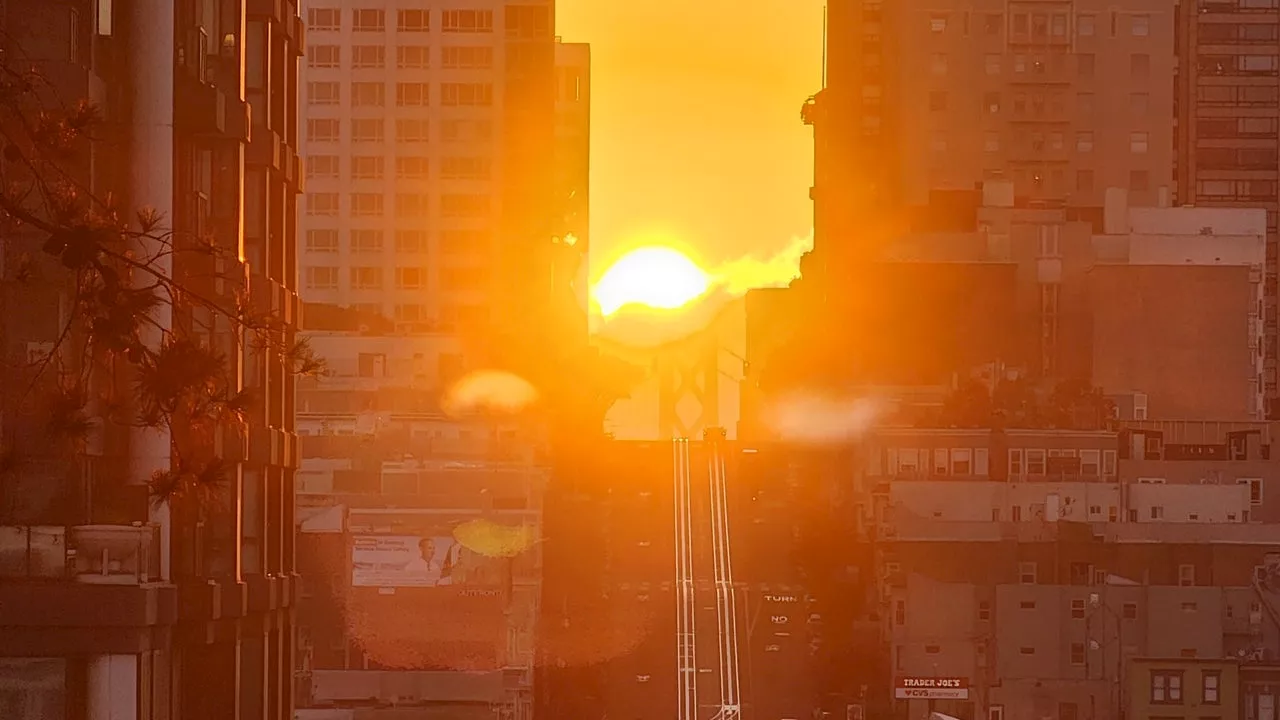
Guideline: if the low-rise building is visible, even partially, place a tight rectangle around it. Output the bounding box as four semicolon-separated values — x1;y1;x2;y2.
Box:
1127;657;1240;720
881;522;1280;720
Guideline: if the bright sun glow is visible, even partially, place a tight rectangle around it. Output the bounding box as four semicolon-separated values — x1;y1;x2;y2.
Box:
593;246;710;316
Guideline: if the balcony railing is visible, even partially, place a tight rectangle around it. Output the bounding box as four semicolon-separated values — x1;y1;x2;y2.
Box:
0;524;161;584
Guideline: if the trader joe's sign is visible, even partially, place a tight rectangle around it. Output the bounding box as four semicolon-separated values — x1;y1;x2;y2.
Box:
894;677;970;700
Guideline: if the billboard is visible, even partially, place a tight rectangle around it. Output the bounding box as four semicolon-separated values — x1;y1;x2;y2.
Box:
352;535;468;588
893;677;970;700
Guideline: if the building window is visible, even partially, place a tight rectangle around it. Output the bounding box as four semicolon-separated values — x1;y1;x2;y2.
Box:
1203;671;1220;704
443;45;495;69
984;92;1001;114
397;8;429;31
1123;603;1137;619
352;8;385;32
307;81;340;105
350;230;383;253
396;118;429;143
308;8;340;31
351;156;384;180
306;193;339;216
1070;643;1085;665
930;14;947;32
307;118;340;143
924;645;941;655
441;156;492;180
1131;14;1150;37
1051;14;1067;36
1130;131;1149;153
1019;647;1036;655
1076;132;1094;153
1019;561;1037;584
397;45;430;69
978;601;991;621
1070;599;1086;619
1009;448;1023;477
351;82;385;107
350;193;384;217
307;155;339;179
394;304;427;322
441;82;494;106
441;194;490;218
1130;170;1150;192
1026;449;1046;475
396;156;430;179
1131;92;1150;114
395;194;429;218
441;229;490;255
1178;565;1195;587
1150;505;1164;520
989;706;1004;720
305;266;339;290
396;267;426;289
931;53;948;75
1151;671;1183;703
1080;450;1100;475
396;82;430;107
442;9;493;33
984;14;1002;34
352;118;384;143
305;229;339;253
894;599;905;625
1131;54;1150;78
984;132;1000;152
396;230;427;253
308;45;340;68
1020;599;1037;610
1238;478;1263;505
350;267;383;290
929;91;948;111
352;45;385;69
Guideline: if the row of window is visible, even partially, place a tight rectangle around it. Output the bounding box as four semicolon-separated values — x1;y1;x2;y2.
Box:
938;130;1152;155
309;44;493;70
307;155;491;181
304;229;491;255
926;10;1155;39
306;266;489;291
308;8;490;33
306;118;491;144
968;168;1152;195
887;447;1117;478
305;192;491;218
306;81;494;107
308;6;551;36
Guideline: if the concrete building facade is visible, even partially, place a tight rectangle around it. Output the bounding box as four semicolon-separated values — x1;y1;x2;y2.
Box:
1175;0;1280;407
880;521;1280;720
0;1;304;719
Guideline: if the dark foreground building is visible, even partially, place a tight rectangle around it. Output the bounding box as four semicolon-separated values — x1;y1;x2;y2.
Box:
0;1;303;718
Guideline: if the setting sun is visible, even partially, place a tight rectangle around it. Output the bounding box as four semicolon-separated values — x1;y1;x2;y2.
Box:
593;246;711;316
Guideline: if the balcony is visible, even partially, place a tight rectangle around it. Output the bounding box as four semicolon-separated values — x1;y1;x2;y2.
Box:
0;525;176;655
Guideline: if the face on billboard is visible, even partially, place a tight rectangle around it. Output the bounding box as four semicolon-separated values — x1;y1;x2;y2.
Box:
352;535;464;588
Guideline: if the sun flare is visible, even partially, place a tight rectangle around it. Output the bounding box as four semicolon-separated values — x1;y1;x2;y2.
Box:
593;246;710;316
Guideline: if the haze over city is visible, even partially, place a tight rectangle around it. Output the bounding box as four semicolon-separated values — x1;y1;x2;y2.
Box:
3;2;1280;720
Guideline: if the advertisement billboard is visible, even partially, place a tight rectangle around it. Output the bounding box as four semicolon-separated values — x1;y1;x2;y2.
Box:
893;677;970;700
352;535;468;588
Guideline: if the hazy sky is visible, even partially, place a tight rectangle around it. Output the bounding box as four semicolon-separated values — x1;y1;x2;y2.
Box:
556;1;826;277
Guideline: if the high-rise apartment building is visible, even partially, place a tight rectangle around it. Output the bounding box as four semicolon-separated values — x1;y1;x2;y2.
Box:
812;0;1175;272
1175;0;1280;406
0;1;303;719
293;4;576;719
299;0;558;344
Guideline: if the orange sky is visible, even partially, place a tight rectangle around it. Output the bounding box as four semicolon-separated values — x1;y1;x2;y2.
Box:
555;1;826;277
